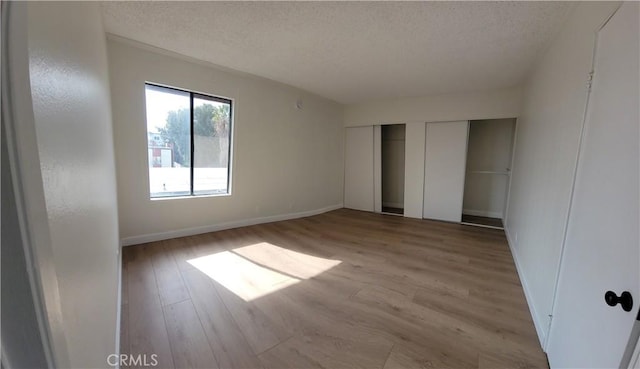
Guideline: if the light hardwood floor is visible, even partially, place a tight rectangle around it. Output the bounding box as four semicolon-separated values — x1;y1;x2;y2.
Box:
120;209;547;369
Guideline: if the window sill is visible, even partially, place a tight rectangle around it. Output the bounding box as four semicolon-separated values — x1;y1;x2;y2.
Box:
150;192;232;201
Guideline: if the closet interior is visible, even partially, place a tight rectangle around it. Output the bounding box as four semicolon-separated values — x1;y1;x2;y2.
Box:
381;124;406;215
461;118;516;229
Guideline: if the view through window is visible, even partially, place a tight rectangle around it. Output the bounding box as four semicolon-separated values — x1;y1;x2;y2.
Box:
145;83;232;198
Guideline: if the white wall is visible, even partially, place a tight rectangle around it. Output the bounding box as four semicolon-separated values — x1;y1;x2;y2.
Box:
463;119;515;219
107;38;344;244
25;2;121;367
381;125;405;208
505;1;620;346
344;86;522;127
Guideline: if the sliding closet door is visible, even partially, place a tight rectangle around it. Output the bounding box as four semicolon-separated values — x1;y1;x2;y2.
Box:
423;121;469;222
344;126;374;212
373;125;382;213
403;122;426;219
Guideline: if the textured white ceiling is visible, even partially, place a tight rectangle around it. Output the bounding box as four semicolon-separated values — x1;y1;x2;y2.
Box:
101;1;572;104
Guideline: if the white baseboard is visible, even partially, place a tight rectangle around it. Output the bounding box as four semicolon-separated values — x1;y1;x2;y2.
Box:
504;225;547;349
462;208;503;219
121;204;343;246
382;201;404;209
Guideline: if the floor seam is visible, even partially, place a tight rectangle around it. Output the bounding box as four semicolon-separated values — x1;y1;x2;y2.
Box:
170;238;223;369
381;343;395;369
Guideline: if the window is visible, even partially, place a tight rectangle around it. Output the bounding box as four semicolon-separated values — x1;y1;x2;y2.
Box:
145;83;232;198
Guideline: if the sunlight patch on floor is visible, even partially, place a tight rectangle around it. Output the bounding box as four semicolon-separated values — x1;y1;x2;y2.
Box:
233;242;341;279
187;242;341;301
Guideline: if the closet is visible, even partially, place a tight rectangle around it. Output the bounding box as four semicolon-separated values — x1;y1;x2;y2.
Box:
461;119;515;228
344;119;516;225
379;124;405;215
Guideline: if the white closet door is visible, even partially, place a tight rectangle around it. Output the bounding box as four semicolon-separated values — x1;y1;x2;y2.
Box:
344;126;374;212
403;122;426;219
423;121;469;222
373;125;382;213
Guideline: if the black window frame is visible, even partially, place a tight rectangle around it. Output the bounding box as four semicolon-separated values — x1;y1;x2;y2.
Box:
145;82;233;199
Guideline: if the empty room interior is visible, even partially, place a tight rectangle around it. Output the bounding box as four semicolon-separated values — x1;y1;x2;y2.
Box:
3;1;640;369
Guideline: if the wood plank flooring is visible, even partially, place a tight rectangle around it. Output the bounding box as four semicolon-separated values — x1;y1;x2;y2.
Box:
120;209;547;369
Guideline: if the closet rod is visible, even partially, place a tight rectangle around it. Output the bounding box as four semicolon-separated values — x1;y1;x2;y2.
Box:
468;170;510;175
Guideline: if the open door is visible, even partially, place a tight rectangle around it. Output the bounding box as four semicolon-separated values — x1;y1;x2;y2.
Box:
546;3;639;367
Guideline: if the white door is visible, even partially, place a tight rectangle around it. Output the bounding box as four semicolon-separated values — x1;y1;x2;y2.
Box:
547;3;639;367
344;126;374;212
374;125;382;213
423;121;469;222
403;122;426;219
